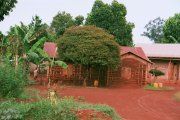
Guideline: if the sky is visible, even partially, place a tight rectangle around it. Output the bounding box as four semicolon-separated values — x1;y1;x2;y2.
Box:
0;0;179;44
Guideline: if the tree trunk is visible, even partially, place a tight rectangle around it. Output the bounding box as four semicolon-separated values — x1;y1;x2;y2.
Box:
15;54;18;70
83;66;90;87
153;76;157;83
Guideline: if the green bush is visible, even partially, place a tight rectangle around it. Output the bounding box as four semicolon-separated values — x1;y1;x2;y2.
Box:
0;97;121;120
0;108;23;120
149;69;165;77
0;62;28;98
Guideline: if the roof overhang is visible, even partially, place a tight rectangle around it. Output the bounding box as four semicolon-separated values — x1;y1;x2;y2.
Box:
148;57;180;61
121;52;153;64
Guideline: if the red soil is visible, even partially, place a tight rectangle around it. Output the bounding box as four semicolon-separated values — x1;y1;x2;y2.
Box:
33;84;180;120
76;109;112;120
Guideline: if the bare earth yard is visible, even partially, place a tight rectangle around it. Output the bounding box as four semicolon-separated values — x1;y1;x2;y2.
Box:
34;84;180;120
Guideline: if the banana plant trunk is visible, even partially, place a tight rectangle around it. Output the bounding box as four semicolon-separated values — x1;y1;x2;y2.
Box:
15;54;19;70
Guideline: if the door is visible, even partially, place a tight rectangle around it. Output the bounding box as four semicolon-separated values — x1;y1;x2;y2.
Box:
121;58;146;86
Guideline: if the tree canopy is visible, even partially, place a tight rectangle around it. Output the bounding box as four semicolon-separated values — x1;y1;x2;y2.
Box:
163;13;180;43
85;0;134;46
51;11;84;36
142;17;165;43
57;26;120;69
0;0;17;21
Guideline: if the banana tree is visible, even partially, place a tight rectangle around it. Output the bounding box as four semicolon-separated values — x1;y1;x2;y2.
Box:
7;24;35;69
7;23;67;87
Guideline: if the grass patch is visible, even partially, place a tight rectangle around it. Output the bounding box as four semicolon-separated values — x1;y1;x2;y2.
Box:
144;84;175;91
173;92;180;102
18;88;41;100
0;97;121;120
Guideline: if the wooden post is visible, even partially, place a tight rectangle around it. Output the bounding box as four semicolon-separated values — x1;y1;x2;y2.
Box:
167;60;172;83
106;68;109;86
177;64;179;84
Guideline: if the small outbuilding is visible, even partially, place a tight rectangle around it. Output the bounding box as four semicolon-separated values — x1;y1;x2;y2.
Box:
107;47;152;87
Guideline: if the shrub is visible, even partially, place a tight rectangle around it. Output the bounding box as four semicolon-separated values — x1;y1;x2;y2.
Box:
0;62;28;98
0;108;23;120
149;69;165;82
149;69;165;76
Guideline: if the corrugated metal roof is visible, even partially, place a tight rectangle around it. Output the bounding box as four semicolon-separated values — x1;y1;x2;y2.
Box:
43;42;58;58
120;46;151;62
136;44;180;58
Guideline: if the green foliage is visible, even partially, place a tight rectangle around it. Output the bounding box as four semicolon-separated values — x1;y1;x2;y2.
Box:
51;11;84;36
53;61;68;69
74;15;84;26
51;11;73;36
0;97;121;120
0;108;23;120
142;17;165;43
57;26;120;69
0;32;9;58
6;20;51;66
86;0;134;46
0;62;28;98
149;69;164;77
0;0;17;21
18;88;40;100
163;13;180;43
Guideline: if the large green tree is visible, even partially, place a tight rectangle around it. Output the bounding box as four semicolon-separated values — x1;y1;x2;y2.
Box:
0;0;17;21
163;13;180;43
86;0;134;46
57;26;120;85
142;17;165;43
51;11;84;36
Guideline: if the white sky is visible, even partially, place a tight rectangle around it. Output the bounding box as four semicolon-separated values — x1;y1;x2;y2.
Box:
0;0;179;44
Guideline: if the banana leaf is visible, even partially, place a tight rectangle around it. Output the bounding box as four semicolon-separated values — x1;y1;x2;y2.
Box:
53;61;68;69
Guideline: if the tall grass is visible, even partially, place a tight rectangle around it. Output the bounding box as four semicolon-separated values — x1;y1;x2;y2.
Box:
0;62;28;98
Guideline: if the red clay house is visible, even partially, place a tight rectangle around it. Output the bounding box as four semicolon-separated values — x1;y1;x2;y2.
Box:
107;47;152;87
137;44;180;84
44;42;152;87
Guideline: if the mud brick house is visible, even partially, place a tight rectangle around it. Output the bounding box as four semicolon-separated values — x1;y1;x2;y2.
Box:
136;44;180;83
44;42;153;87
107;47;152;87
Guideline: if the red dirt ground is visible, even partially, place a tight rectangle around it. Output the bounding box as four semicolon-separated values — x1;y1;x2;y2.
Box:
33;84;180;120
76;109;112;120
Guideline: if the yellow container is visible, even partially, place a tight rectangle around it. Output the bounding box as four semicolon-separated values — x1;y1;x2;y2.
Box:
154;83;158;88
94;80;99;87
158;83;163;88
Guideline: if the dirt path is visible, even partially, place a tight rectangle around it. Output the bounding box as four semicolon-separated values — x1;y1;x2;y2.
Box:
34;85;180;120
